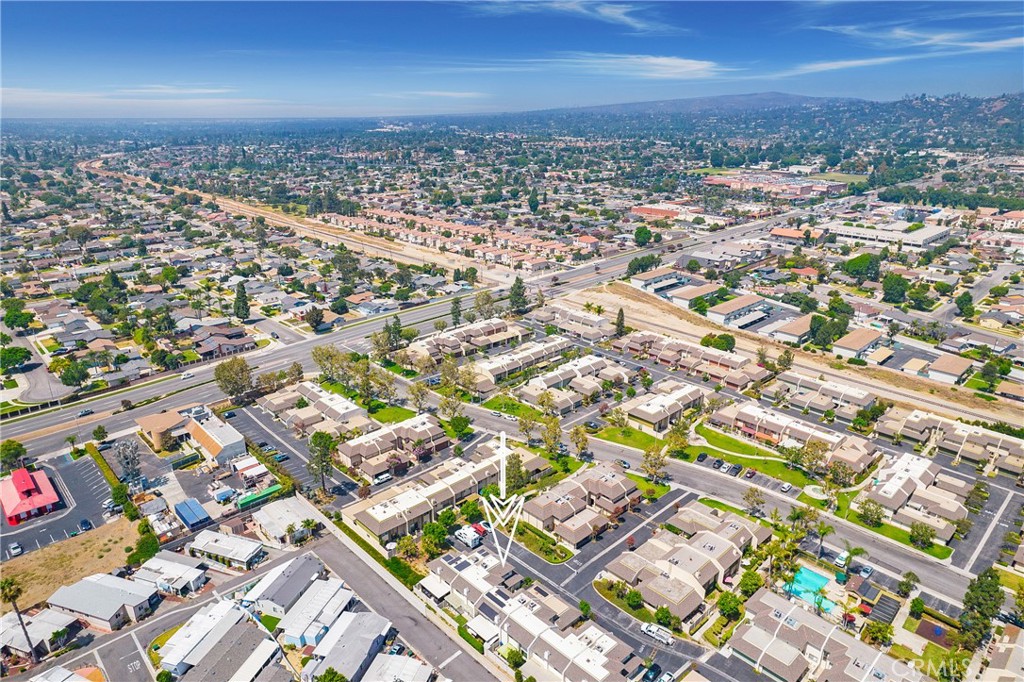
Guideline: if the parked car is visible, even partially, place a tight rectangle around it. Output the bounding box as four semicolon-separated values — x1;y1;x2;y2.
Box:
8;542;23;557
584;421;600;430
615;459;631;469
272;453;289;462
728;464;743;477
642;664;663;682
77;409;93;418
834;550;850;568
373;472;393;486
696;452;708;463
181;372;194;380
79;519;93;532
480;521;493;534
271;332;279;339
711;458;724;470
780;482;793;493
490;411;502;417
859;565;874;578
744;468;757;479
97;442;112;452
262;444;275;452
223;411;236;418
388;643;404;656
472;523;488;537
657;673;676;682
102;497;115;510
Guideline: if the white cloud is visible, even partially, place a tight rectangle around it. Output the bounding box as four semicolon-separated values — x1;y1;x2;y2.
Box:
775;55;913;77
116;84;238;95
473;1;676;34
553;52;727;79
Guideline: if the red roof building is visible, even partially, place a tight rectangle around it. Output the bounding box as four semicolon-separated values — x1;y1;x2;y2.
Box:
0;467;60;525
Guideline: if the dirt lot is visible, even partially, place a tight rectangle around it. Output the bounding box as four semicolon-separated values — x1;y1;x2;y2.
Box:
566;281;1021;423
1;518;138;613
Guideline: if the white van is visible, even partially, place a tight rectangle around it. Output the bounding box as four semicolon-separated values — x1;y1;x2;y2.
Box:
454;526;482;549
834;550;849;568
373;472;393;486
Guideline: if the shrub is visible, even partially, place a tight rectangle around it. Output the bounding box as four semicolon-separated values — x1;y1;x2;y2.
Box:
909;597;925;619
625;590;644;610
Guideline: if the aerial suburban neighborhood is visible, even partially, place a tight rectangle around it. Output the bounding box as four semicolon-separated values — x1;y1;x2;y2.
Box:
1;3;1023;682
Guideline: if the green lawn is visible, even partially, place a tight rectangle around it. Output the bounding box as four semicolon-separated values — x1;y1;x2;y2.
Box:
596;426;664;451
696;424;778;458
369;404;416;424
181;350;201;362
380;359;418;378
148;624;183;666
808;172;869;183
594;580;657;624
260;615;281;631
964;372;998;391
3;379;17;389
683;167;735;176
255;339;271;348
626;473;670;500
799;492;953;559
483;396;544;420
513;521;573;563
684;443;814;488
523;456;585;494
996;566;1024;592
888;642;949;675
698;497;772;527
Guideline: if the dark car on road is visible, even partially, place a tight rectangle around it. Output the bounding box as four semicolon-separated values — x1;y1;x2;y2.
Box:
642;664;663;682
79;519;93;532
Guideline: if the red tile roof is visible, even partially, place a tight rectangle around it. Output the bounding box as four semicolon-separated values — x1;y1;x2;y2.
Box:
1;468;59;520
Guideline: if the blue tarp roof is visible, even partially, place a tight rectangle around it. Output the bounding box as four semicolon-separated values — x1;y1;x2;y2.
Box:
174;498;211;529
214;488;235;502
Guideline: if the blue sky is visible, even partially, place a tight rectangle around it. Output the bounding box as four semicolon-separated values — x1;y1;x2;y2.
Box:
2;1;1021;118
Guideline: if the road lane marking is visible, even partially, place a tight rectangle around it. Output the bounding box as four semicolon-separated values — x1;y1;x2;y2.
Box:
438;651;461;669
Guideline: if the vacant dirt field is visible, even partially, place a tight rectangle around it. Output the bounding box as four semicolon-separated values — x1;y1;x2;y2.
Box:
1;518;138;613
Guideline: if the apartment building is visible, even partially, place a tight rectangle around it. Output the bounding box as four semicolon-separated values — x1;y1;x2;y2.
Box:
613;331;771;391
765;371;878;421
731;589;923;682
771;313;815;345
619;381;707;435
709;402;878;474
472;336;574;394
523;462;640;548
530;305;617;341
345;443;548;545
856;453;969;543
406;317;528;362
335;413;450;478
629;266;692;294
876;408;1024;476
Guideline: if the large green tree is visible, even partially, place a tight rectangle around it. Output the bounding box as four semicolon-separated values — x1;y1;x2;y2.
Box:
233;281;250;320
307;431;337;491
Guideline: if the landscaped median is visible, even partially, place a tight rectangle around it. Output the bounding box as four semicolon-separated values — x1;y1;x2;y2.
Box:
332;517;424;589
625;473;670;500
687;424;815;489
513;521;573;563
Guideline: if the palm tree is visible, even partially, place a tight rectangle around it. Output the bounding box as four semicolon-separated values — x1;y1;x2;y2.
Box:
787;507;807;529
813;586;828;616
301;518;318;537
815;522;834;559
768;508;782;528
841;595;858;630
843;541;867;569
1;578;38;663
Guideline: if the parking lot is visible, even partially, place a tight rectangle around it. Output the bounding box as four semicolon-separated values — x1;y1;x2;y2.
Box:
687;449;803;498
2;456;111;559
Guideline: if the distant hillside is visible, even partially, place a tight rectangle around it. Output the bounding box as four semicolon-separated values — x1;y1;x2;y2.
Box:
550;92;859;115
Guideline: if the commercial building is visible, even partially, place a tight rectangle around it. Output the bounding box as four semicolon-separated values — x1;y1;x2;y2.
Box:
300;611;391;682
188;529;264;570
136;404;245;464
0;467;60;525
832;328;883;360
48;574;160;631
771;314;815;345
730;588;922;682
174;497;213;532
706;294;767;328
629;267;692;294
818;219;951;249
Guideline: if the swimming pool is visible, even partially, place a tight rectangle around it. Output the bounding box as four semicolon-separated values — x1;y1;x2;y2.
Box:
786;567;836;613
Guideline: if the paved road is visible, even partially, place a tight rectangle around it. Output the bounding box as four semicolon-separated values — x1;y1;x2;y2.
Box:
0;323;74;402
